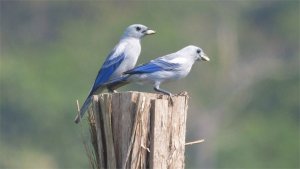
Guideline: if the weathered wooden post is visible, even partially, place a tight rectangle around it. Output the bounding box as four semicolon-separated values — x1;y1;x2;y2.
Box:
87;91;189;169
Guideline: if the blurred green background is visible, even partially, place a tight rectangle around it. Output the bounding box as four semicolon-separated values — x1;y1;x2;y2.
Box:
0;1;299;168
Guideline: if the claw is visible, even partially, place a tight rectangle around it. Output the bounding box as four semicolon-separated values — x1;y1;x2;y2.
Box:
153;86;175;105
176;91;188;96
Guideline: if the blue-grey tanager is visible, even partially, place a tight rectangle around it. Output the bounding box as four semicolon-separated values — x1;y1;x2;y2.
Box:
75;24;155;123
105;45;210;96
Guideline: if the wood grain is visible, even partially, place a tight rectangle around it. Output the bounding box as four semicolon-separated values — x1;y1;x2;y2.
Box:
89;91;189;169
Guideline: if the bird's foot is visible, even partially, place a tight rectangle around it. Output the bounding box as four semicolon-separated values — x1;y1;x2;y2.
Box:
153;86;174;105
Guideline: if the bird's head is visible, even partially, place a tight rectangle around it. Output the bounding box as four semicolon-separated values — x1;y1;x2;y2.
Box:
123;24;156;39
180;45;210;62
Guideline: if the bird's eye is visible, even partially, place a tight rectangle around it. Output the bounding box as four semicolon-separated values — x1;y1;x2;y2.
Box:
196;49;201;54
136;26;141;31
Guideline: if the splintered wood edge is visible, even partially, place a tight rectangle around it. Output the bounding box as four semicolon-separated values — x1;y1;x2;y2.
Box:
124;94;145;168
98;94;116;169
97;91;189;100
185;139;205;146
91;95;105;168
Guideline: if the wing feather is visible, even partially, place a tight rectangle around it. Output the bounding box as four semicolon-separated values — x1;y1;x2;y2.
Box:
89;44;127;95
124;59;180;75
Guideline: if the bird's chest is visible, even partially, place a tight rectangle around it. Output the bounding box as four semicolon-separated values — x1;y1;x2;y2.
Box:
174;64;193;79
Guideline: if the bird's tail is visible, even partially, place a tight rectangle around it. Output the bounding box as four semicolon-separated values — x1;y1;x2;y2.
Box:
74;77;128;124
74;96;92;124
74;85;105;124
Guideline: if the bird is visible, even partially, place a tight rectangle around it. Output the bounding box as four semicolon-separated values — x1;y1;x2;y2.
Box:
104;45;210;96
74;24;155;123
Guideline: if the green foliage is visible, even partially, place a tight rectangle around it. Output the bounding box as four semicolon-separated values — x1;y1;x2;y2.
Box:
1;1;299;168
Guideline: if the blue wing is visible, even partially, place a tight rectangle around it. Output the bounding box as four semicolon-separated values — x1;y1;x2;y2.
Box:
124;59;180;75
90;51;125;94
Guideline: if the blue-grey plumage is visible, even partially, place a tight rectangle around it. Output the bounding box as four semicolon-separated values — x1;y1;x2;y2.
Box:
74;24;155;124
105;45;210;96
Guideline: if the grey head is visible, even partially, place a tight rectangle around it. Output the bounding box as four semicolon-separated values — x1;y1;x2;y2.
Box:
178;45;210;62
122;24;156;39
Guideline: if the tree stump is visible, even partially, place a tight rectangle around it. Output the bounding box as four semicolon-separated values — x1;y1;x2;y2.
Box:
87;91;189;169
